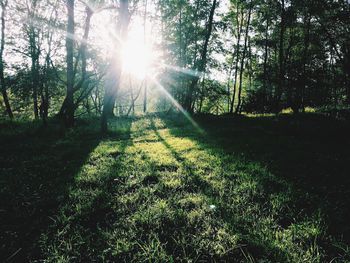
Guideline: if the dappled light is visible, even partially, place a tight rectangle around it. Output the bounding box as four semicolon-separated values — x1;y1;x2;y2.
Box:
150;76;204;133
2;114;350;261
11;115;344;262
1;0;350;261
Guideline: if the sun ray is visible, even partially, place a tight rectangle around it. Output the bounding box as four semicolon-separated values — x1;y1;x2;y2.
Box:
149;75;204;133
158;63;205;79
120;41;153;78
22;15;90;46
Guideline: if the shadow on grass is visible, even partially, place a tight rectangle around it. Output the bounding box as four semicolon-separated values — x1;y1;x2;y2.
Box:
0;119;104;262
38;117;134;262
4;114;348;261
149;117;295;261
161;113;350;259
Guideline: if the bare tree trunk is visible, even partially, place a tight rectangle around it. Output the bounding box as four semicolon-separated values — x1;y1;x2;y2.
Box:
101;0;130;132
197;77;205;113
130;78;135;115
229;6;243;114
41;53;52;124
0;0;13;119
185;0;217;113
344;50;350;105
75;5;92;94
235;2;252;114
65;0;75;127
248;37;252;90
59;4;92;119
41;56;49;124
127;79;143;116
226;64;234;112
299;12;311;113
30;28;39;120
143;0;148;113
262;16;269;106
40;4;59;125
143;83;147;113
275;0;285;113
346;69;350;105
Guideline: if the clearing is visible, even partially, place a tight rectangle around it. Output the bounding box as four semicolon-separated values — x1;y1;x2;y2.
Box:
1;114;350;262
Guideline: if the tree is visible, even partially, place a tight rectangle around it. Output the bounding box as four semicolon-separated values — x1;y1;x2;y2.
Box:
101;0;130;132
143;0;148;113
24;0;42;119
275;0;286;113
1;0;350;120
228;1;244;114
63;0;75;127
235;0;252;114
0;0;13;119
184;0;217;113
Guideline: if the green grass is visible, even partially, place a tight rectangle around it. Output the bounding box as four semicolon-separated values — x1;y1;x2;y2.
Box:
1;114;350;262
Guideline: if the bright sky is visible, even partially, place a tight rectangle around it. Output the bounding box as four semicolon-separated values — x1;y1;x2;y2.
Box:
5;0;230;84
90;0;230;82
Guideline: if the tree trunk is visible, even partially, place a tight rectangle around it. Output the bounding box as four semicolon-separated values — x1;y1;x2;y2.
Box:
344;49;350;104
30;29;39;120
64;0;75;127
346;68;350;105
0;0;13;119
275;0;285;113
262;16;269;107
43;81;49;123
185;0;217;113
235;2;252;114
101;0;130;132
59;5;92;120
226;63;234;112
229;6;244;114
143;0;148;113
143;83;147;113
75;6;92;92
40;48;52;124
299;12;311;113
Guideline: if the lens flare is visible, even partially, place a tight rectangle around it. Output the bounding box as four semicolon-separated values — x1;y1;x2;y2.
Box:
121;42;153;79
149;75;204;134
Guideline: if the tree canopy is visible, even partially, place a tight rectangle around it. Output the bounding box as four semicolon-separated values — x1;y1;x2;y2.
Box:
0;0;349;123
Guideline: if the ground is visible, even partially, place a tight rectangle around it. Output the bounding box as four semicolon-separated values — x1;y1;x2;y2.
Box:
1;113;350;262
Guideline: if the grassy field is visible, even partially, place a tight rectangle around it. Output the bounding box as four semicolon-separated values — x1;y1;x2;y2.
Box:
1;114;350;262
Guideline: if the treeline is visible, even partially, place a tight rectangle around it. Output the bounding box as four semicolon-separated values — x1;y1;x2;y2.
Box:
161;0;350;115
0;0;349;129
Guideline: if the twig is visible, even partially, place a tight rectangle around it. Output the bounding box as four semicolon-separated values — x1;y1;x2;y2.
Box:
5;248;22;262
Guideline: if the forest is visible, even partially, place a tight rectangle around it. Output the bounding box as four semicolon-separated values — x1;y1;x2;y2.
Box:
1;0;350;262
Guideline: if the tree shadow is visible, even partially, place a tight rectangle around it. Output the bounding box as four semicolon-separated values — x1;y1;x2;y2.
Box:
0;119;104;262
147;117;290;261
158;113;350;260
4;114;348;261
37;117;134;262
201;115;350;239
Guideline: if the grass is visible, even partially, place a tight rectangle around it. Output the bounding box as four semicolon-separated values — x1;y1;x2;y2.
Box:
1;113;350;262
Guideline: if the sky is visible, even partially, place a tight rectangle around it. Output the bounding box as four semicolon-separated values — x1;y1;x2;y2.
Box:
90;0;231;82
4;0;231;83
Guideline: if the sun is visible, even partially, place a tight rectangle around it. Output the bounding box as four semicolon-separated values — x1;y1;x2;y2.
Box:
91;12;158;79
121;40;154;79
